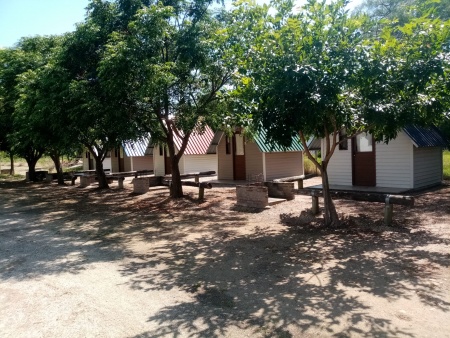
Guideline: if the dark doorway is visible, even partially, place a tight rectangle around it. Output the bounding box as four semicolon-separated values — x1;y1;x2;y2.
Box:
88;152;94;170
352;133;376;186
118;148;125;172
233;133;246;180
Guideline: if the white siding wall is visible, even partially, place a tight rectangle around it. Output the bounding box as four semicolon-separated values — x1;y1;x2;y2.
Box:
82;153;90;170
130;156;154;171
325;139;353;185
413;147;442;189
103;158;112;171
376;132;413;189
123;157;132;172
218;136;233;180
111;150;119;172
154;145;166;176
183;154;217;174
265;152;303;181
178;155;185;174
245;142;264;180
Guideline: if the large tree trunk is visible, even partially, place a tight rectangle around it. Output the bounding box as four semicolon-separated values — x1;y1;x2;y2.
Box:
167;138;183;198
94;157;109;189
320;167;340;227
9;152;14;176
299;130;340;227
49;152;64;185
25;157;39;182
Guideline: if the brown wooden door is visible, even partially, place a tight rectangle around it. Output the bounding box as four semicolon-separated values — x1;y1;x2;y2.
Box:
164;148;172;175
233;133;246;180
118;148;125;172
352;133;376;186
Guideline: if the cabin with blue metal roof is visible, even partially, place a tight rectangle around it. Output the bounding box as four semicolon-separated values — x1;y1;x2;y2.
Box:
213;129;304;181
323;126;448;191
82;136;153;172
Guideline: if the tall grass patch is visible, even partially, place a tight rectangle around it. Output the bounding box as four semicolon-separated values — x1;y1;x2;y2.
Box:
444;150;450;180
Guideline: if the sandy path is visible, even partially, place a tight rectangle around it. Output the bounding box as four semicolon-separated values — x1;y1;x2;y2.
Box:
1;179;449;337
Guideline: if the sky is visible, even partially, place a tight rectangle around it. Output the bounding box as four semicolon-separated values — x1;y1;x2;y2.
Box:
0;0;90;48
0;0;362;48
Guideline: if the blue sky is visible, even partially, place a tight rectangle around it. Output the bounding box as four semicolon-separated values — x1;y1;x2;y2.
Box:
0;0;90;48
0;0;362;48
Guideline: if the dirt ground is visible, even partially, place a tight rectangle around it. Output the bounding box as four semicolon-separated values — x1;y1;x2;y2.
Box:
0;177;449;338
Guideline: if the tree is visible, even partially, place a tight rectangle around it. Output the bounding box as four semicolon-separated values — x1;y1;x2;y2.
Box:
56;0;149;189
14;35;82;184
99;0;232;197
0;47;24;176
0;37;62;180
232;0;450;226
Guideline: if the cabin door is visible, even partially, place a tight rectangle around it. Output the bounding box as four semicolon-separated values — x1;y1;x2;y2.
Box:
233;133;246;180
352;132;376;186
164;147;172;175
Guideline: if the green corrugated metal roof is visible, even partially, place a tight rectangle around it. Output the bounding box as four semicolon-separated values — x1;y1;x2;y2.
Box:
253;129;304;153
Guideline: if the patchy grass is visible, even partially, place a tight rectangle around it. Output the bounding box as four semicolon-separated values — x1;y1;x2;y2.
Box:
0;173;25;181
444;150;450;179
304;155;321;175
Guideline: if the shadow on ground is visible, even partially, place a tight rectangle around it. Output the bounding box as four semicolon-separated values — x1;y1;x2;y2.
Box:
1;180;449;337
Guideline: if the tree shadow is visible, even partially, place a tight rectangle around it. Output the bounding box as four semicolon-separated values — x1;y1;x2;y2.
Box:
1;181;449;337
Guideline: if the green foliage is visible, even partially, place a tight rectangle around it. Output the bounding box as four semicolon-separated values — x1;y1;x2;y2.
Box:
98;0;233;195
229;0;450;225
444;150;450;179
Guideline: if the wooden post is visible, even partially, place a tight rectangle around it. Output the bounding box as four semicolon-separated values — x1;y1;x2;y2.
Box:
195;175;199;184
312;196;319;214
297;179;303;189
199;186;205;200
384;195;394;225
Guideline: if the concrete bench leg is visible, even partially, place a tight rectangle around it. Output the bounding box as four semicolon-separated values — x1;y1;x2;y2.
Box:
118;177;125;189
311;196;319;214
384;203;393;225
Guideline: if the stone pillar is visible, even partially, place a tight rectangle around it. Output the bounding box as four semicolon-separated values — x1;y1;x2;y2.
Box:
118;177;125;189
80;175;94;188
264;182;295;200
236;185;268;208
133;177;149;194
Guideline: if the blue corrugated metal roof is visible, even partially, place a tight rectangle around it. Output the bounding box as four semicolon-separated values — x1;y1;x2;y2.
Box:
122;136;152;157
254;129;304;153
403;125;449;148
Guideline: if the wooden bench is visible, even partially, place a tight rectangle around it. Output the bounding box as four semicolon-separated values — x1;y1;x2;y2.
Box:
163;171;215;200
71;169;111;185
273;175;305;189
303;189;414;225
106;170;154;188
163;171;216;183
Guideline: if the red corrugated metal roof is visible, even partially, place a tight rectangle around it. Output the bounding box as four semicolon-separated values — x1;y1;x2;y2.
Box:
173;125;215;155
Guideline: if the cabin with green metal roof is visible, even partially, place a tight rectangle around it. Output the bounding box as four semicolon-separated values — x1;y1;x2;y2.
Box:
212;129;304;181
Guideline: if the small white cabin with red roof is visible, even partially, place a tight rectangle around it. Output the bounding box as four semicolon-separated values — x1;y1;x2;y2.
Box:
153;126;217;176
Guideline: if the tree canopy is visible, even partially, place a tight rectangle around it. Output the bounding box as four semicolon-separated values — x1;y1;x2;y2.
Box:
229;0;450;226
